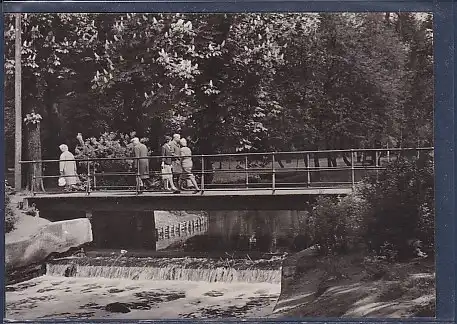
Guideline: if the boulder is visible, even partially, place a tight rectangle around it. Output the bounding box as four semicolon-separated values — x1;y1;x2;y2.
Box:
5;218;93;270
105;302;131;313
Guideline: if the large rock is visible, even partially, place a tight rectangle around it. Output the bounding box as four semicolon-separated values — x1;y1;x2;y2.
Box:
5;218;93;270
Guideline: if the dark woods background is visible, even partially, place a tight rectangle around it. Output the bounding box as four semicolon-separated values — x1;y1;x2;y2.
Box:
4;13;433;169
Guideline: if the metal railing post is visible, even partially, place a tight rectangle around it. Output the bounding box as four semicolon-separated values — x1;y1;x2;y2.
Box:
350;149;355;192
272;153;276;193
136;158;140;194
86;160;91;195
375;150;379;182
200;155;205;193
306;153;311;187
245;155;249;188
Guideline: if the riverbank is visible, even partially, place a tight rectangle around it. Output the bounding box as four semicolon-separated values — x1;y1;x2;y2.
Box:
273;250;435;318
5;193;50;244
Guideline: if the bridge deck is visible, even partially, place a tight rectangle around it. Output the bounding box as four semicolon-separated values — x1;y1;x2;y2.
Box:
28;187;352;199
25;187;352;212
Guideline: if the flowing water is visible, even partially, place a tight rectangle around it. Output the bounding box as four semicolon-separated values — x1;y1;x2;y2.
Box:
5;255;283;320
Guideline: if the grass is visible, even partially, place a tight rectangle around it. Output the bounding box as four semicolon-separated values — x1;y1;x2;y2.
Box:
209;156;393;186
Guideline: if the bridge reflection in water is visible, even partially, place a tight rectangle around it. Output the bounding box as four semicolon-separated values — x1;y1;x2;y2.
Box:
20;147;433;253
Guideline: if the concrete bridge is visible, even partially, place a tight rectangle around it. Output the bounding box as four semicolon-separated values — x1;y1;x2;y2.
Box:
20;147;433;251
25;188;352;212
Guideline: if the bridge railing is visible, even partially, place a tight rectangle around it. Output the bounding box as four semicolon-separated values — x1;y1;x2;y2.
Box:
20;147;433;196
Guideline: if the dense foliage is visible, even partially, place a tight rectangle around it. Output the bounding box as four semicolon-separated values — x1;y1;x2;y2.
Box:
5;182;17;233
307;155;434;260
73;132;154;188
4;12;433;171
360;153;434;258
307;195;369;255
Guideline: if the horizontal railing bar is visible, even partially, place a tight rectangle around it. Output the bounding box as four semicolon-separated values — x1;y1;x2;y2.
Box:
18;147;434;164
207;181;353;185
34;165;388;178
33;166;389;179
30;185;352;194
94;166;387;174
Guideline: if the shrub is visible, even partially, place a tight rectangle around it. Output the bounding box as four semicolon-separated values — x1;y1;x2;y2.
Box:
4;182;17;233
359;154;434;259
74;132;153;188
308;195;369;256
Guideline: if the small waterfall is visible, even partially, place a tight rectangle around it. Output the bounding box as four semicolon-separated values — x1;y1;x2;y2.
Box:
46;263;282;284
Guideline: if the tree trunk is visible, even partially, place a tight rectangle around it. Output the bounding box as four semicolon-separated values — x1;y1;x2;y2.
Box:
342;153;351;166
326;153;337;167
313;152;321;182
313;153;320;168
26;122;45;192
277;159;285;168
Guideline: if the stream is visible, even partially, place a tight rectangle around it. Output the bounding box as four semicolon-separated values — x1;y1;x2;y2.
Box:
5;254;283;320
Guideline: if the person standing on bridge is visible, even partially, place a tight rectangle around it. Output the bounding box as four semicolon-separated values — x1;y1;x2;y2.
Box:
59;144;80;191
161;135;180;193
170;134;182;188
132;137;153;193
179;138;201;194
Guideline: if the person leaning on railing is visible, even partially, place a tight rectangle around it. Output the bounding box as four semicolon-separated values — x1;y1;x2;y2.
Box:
179;138;201;194
161;135;180;193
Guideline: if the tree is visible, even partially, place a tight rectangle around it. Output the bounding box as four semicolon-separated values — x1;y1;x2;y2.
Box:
4;12;433;176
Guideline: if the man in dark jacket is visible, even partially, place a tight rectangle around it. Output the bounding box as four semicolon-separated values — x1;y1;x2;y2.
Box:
170;134;182;187
132;137;153;192
161;135;179;193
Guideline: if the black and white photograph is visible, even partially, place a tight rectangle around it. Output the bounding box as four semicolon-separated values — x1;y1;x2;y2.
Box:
4;12;435;320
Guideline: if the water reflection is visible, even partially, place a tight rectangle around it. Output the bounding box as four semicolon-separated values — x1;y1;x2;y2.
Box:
175;210;313;254
88;209;313;254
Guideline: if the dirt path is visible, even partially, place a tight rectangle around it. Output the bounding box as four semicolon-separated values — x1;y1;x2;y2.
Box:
272;251;435;318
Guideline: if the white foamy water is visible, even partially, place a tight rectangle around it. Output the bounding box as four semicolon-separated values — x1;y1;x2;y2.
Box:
46;264;282;284
6;276;281;320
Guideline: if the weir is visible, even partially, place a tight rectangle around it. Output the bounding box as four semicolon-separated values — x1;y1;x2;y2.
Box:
6;254;283;319
46;255;283;284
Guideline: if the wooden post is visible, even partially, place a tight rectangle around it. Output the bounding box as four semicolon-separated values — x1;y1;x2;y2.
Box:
14;13;22;191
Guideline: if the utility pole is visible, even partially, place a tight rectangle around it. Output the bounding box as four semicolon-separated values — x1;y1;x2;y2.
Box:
14;13;22;191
